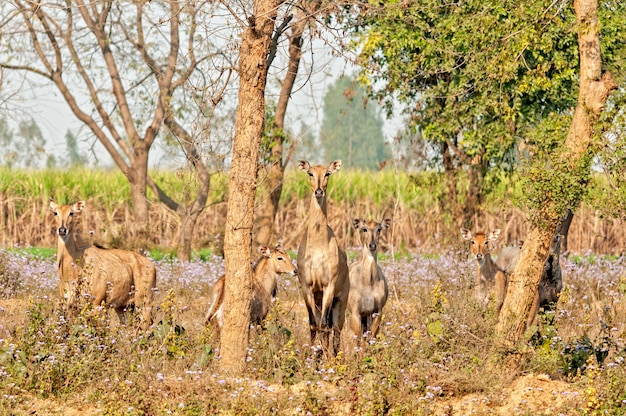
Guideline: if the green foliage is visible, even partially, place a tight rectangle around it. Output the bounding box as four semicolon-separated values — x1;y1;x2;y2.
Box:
259;101;288;166
520;151;593;227
348;0;586;160
320;75;390;170
346;0;626;226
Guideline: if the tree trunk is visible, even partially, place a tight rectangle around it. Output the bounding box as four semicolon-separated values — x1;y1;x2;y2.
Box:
254;5;312;247
177;210;198;261
441;140;461;226
556;208;574;255
463;155;486;228
221;0;279;374
495;0;616;348
128;144;150;242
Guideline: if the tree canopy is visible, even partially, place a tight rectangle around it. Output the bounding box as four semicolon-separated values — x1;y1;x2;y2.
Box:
346;0;626;224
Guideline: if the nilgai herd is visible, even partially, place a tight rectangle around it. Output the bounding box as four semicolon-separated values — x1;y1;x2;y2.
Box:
49;160;563;358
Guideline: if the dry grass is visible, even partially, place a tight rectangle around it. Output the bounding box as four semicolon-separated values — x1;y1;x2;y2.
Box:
0;246;625;415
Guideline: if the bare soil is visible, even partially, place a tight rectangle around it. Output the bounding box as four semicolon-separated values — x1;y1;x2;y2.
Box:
11;373;583;415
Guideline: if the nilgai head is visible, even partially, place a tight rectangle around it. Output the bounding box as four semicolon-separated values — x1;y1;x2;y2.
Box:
49;198;85;241
260;245;297;276
460;228;501;266
298;160;342;201
352;218;392;255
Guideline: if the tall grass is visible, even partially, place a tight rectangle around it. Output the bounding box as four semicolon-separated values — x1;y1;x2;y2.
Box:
1;168;626;254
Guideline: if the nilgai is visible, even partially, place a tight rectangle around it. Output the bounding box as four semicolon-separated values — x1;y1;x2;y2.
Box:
204;245;297;339
464;229;563;327
50;198;156;329
348;218;391;345
460;228;508;316
297;160;350;356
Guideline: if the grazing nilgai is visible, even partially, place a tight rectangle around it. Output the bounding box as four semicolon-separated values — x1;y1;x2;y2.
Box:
204;244;297;339
297;160;350;356
348;218;391;345
461;228;508;316
50;199;156;329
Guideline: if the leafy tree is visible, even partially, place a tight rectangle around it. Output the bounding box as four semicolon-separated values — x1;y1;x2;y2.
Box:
320;76;389;170
496;0;618;347
345;0;626;226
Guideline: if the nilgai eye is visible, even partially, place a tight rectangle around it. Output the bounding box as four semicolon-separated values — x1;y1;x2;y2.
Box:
54;212;58;216
69;212;74;216
324;173;330;177
277;257;284;261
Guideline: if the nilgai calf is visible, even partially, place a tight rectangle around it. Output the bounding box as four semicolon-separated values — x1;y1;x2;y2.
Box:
348;218;391;345
297;160;350;357
50;199;157;330
460;228;508;316
204;245;297;339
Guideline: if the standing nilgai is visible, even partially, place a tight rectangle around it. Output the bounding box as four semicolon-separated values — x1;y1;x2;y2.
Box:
50;198;157;330
348;218;391;346
461;228;508;316
297;160;349;357
204;244;297;340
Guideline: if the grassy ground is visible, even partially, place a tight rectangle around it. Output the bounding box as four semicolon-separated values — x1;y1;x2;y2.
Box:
0;246;624;415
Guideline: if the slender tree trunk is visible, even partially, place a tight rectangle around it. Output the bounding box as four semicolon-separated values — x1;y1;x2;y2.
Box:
495;0;616;348
255;5;314;246
128;144;150;241
463;155;486;227
221;0;279;374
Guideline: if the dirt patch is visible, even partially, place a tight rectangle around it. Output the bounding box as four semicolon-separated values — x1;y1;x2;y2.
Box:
433;374;584;415
11;374;584;415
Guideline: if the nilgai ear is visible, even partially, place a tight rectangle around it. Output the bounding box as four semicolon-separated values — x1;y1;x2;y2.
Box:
460;228;473;240
328;160;342;174
49;198;58;211
258;245;271;257
352;219;361;229
73;201;86;213
489;229;501;241
298;160;310;172
381;218;392;229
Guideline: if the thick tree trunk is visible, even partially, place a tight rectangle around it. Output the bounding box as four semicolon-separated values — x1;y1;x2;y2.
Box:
495;0;616;348
221;0;279;374
177;210;198;261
